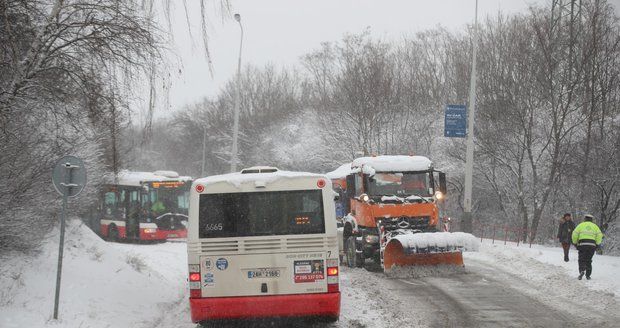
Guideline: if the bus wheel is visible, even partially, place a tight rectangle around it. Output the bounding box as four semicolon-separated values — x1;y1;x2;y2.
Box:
108;226;119;242
346;236;362;268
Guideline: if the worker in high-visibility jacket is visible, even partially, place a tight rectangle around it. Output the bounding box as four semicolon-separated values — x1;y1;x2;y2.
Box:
571;214;603;280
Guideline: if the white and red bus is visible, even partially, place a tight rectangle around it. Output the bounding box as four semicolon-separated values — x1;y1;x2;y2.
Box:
187;166;341;324
96;170;192;242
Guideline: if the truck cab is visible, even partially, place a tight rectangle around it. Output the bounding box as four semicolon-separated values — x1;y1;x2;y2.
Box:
328;155;447;267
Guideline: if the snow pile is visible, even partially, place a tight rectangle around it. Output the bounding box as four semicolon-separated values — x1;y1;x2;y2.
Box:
0;219;187;328
115;170;192;186
351;155;433;173
361;164;376;176
379;195;430;203
392;232;480;252
195;170;327;188
380;195;403;202
325;163;357;179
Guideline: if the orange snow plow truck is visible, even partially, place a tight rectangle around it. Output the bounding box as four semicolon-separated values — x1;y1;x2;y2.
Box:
328;155;473;271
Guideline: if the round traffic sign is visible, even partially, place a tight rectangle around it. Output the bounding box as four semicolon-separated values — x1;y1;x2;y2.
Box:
52;156;87;197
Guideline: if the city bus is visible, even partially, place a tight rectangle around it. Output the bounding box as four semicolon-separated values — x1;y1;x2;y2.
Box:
187;166;341;324
94;170;192;242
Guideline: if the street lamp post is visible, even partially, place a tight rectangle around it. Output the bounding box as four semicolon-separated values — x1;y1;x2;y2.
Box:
230;13;243;173
462;0;478;233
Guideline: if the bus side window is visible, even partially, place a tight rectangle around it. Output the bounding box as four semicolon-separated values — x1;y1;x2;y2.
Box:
104;191;117;217
128;190;140;218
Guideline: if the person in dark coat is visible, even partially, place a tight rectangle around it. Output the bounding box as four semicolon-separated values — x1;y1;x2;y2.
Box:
557;213;575;262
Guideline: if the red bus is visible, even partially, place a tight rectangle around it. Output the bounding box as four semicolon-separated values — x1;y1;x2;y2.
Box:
94;170;191;242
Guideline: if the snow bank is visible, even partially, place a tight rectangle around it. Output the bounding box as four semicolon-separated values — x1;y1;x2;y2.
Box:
194;169;326;188
352;155;432;173
0;219;187;328
467;240;620;302
392;232;480;252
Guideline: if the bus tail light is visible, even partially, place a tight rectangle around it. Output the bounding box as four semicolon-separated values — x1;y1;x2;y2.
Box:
326;259;339;293
189;265;201;298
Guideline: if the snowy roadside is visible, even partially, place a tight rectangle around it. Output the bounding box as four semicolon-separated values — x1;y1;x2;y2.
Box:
467;239;620;299
3;221;619;328
0;219;187;328
465;239;620;324
0;220;410;328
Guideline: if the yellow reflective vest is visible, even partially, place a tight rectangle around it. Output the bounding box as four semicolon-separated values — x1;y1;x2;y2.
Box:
571;221;603;246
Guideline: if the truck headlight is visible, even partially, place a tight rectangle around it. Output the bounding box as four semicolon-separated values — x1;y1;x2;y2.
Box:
364;235;379;244
434;191;444;200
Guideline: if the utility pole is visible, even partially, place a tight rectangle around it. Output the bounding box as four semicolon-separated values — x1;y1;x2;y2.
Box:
201;126;207;177
462;0;478;233
230;13;243;173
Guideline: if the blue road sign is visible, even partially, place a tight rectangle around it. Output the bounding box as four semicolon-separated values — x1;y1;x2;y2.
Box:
444;105;467;138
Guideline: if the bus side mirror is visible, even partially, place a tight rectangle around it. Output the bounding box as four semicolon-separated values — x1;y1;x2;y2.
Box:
439;172;447;195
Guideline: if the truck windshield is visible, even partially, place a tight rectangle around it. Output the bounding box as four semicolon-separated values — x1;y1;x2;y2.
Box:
198;190;325;238
367;172;431;197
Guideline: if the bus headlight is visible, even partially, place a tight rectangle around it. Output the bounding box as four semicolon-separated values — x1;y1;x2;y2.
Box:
434;191;444;200
144;228;157;234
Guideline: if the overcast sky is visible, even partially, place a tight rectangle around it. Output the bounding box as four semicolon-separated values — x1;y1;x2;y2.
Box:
147;0;618;118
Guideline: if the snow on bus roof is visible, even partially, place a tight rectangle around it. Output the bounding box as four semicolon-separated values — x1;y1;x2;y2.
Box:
194;169;327;188
351;155;432;173
116;170;192;186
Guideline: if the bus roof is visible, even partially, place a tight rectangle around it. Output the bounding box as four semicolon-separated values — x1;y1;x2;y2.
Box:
194;169;326;189
116;170;192;187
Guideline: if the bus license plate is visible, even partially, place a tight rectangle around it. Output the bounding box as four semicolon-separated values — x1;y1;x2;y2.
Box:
168;234;177;238
248;269;280;279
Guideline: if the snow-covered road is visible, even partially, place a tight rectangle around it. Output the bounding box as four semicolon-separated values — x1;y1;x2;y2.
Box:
2;221;619;328
364;258;614;328
155;251;620;328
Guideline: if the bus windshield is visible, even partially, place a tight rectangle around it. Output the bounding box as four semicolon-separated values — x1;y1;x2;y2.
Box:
198;190;325;238
367;172;431;197
145;182;190;217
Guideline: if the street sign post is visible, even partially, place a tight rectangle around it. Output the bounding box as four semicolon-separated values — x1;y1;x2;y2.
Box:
444;104;467;138
51;155;86;319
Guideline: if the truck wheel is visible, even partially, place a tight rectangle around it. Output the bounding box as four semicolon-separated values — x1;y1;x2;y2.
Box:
346;236;363;268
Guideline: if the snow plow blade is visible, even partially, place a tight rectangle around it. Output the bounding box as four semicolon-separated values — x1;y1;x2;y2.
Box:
383;239;464;271
381;232;479;271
